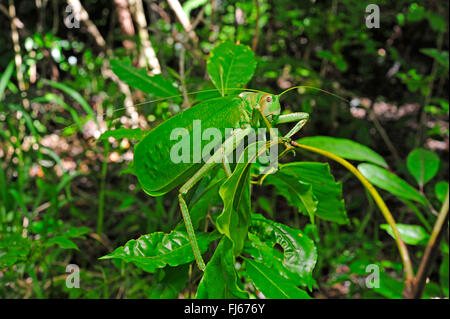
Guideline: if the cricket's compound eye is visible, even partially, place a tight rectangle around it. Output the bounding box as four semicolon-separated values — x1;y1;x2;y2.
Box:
266;96;272;103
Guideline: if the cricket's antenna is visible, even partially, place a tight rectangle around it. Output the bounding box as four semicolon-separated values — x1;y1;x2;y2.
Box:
278;85;349;103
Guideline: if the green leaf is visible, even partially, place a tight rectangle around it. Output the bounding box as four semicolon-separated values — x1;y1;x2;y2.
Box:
264;172;318;224
427;12;447;32
65;227;91;238
149;265;189;299
380;224;429;245
421;48;449;69
216;142;268;255
100;231;219;273
45;236;79;250
435;181;449;203
245;214;317;290
99;128;145;141
0;234;32;268
0;60;14;100
407;148;440;187
358;163;426;205
207;42;256;96
279;162;348;224
245;258;312;299
440;253;449;298
110;59;180;99
298;136;388;168
196;237;248;299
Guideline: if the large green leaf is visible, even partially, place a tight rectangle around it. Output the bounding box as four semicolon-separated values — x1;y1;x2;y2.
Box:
380;224;429;245
278;162;348;224
216;142;269;255
264;172;318;224
406;148;440;187
100;231;219;273
245;258;312;299
196;237;248;299
245;214;317;289
298;136;388;168
358;163;426;205
207;42;256;96
110;59;180;99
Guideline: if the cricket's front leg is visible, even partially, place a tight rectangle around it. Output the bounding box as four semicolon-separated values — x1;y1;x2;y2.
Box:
276;112;309;139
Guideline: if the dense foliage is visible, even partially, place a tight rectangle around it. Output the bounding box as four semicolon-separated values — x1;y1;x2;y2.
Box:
0;0;448;299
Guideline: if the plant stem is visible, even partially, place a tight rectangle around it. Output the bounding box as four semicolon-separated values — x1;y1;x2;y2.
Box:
97;141;109;234
408;189;449;299
291;141;415;285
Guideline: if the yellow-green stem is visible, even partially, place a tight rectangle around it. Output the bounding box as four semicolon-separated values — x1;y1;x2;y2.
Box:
292;141;415;282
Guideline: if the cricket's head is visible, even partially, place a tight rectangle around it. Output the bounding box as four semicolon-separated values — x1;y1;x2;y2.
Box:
257;93;281;121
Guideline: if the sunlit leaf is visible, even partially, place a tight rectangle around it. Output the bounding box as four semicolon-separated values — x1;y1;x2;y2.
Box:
407;148;440;187
298;136;388;168
245;258;312;299
358;163;426;205
435;181;449;203
207;42;256;96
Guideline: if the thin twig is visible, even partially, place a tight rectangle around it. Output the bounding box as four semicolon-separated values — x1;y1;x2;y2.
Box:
408;189;449;299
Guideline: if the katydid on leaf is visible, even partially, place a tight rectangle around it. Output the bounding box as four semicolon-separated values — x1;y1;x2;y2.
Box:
133;89;312;271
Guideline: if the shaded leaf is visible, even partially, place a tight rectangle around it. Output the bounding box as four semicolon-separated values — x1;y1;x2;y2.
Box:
245;258;312;299
279;162;348;224
358;163;426;205
196;237;248;299
245;214;317;290
264;172;318;224
421;48;449;69
0;234;32;268
149;265;189;299
298;136;388;168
